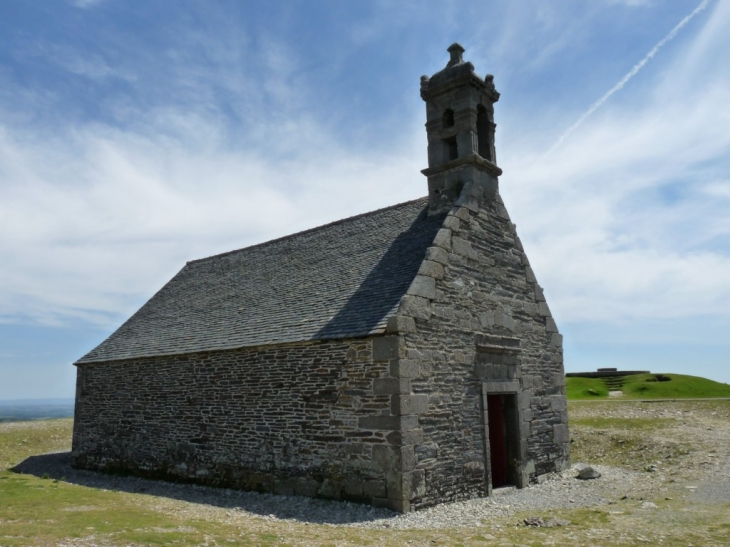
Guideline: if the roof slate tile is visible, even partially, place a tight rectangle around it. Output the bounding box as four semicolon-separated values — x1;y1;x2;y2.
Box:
77;197;444;364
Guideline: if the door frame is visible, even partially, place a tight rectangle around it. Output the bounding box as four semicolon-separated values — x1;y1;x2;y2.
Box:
481;380;527;494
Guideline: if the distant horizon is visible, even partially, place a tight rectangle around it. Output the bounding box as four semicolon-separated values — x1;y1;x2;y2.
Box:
0;398;75;406
1;368;727;406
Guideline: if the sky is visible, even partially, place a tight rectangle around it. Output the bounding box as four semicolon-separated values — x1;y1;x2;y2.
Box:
1;0;728;400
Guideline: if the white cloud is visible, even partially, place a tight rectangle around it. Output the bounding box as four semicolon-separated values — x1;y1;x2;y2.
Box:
606;0;653;6
58;52;117;81
544;0;713;158
1;0;728;338
0;103;425;327
703;181;730;199
70;0;104;8
501;0;730;325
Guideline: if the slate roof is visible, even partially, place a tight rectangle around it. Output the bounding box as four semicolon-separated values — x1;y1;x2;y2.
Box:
77;198;445;364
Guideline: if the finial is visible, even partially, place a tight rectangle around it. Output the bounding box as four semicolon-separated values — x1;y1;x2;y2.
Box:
446;43;465;67
420;75;430;94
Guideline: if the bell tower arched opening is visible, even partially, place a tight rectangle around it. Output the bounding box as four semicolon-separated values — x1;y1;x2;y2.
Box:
477;105;493;162
442;109;455;128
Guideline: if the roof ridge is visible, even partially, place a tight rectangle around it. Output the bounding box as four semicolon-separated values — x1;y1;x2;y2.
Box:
187;196;428;265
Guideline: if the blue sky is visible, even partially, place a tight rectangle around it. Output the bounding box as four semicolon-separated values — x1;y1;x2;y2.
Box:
1;0;728;400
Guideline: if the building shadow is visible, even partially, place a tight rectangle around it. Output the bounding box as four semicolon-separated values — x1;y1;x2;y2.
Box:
11;452;398;525
314;206;445;339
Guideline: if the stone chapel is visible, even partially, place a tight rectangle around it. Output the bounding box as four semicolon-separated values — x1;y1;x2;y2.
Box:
72;44;570;513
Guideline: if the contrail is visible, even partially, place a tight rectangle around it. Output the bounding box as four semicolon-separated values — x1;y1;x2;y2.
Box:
543;0;712;159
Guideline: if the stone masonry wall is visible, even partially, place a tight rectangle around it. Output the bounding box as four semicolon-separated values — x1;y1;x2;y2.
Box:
71;183;569;513
72;338;397;503
386;179;570;510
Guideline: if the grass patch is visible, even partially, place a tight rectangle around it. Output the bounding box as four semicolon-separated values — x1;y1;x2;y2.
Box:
565;377;610;399
0;468;334;546
567;373;730;400
2;413;729;546
0;418;73;469
622;373;730;399
0;470;223;546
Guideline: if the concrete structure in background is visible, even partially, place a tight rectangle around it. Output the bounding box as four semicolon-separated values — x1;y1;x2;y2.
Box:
566;368;650;379
72;44;570;512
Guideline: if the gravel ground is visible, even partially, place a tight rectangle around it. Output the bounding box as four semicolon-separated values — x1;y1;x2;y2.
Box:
14;454;651;530
571;400;730;507
689;429;730;506
11;400;730;532
348;464;651;529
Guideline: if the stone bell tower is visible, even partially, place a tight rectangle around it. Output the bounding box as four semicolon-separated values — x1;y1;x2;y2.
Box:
420;43;502;214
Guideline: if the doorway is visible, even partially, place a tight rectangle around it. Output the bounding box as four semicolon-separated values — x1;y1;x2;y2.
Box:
487;394;519;488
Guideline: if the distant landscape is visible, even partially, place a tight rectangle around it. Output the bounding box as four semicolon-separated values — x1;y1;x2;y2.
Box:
566;373;730;400
0;398;75;423
2;373;729;422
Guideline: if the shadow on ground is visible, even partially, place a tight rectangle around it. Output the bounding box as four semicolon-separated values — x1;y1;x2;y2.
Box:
11;452;396;525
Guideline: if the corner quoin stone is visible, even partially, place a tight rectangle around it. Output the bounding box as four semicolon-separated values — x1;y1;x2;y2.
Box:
398;295;432;321
372;336;400;361
373;378;412;395
407;275;437;300
386;316;416;334
391;394;429;415
390;358;421;378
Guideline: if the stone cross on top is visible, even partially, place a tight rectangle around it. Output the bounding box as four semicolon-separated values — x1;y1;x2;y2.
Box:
446;42;465;67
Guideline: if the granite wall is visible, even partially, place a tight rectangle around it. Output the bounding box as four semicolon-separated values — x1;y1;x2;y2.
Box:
72;338;396;503
383;178;570;511
72;182;569;514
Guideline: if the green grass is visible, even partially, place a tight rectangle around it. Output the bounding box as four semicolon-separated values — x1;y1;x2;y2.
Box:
2;414;730;546
0;473;210;546
0;419;216;546
566;377;610;399
566;373;730;400
0;418;73;469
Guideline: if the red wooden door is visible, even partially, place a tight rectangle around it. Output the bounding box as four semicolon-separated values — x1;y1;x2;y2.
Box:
487;394;508;488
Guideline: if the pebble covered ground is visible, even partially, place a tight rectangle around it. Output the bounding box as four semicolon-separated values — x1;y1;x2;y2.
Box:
12;448;656;530
10;400;730;534
155;463;652;530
